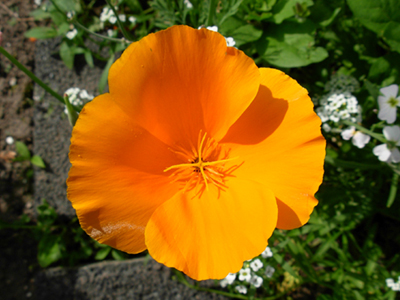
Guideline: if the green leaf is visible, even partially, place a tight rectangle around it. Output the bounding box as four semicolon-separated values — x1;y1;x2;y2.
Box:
59;41;75;69
98;54;115;93
24;27;58;39
347;0;400;36
30;8;52;20
111;249;126;260
271;0;313;24
95;247;111;260
53;0;82;13
220;17;263;46
38;235;62;267
57;22;70;36
257;20;328;68
84;50;94;68
309;0;341;27
15;141;31;159
31;155;46;168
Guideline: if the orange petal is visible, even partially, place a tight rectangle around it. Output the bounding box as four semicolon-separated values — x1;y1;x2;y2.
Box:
67;93;181;253
221;68;325;230
108;25;260;148
145;177;277;280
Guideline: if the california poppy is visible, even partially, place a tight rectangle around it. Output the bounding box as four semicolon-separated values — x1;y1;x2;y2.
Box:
67;25;325;280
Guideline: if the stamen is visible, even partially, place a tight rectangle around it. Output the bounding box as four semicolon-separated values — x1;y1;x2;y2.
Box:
164;131;239;193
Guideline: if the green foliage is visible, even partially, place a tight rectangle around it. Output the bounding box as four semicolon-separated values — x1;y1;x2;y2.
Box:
9;0;400;298
15;141;46;169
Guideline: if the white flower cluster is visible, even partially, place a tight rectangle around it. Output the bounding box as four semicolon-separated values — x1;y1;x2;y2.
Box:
372;85;400;163
64;87;94;115
219;246;275;295
315;74;362;133
100;7;136;25
200;26;236;48
386;277;400;291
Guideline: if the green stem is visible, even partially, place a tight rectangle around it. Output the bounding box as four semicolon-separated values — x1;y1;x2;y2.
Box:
387;172;399;208
105;0;134;41
206;0;218;26
342;120;386;143
74;21;127;43
0;46;65;105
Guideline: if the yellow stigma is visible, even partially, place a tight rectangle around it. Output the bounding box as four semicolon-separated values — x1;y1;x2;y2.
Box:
164;131;238;192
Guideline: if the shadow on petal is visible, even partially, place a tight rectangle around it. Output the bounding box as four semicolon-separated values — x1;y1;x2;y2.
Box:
221;85;288;145
275;198;302;230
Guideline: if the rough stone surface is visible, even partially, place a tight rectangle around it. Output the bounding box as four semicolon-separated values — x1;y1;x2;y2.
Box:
33;38;107;219
35;258;228;300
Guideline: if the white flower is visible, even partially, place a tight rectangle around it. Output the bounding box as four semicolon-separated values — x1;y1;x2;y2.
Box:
386;278;395;287
66;28;78;40
118;14;126;22
66;11;75;19
238;268;251;282
107;29;114;37
322;123;331;132
235;285;247;294
373;126;400;163
100;7;114;22
129;16;137;23
34;0;41;5
250;258;263;272
249;275;263;288
265;265;275;278
341;127;370;149
5;136;14;145
79;89;94;100
109;15;117;24
206;26;218;32
220;273;236;288
225;37;236;47
378;84;400;124
261;246;273;258
184;0;193;9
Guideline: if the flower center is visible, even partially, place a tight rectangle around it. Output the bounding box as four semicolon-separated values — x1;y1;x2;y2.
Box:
388;97;399;108
164;131;238;193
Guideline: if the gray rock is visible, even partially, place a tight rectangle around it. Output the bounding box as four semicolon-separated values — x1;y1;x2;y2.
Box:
34;258;229;300
33;38;107;219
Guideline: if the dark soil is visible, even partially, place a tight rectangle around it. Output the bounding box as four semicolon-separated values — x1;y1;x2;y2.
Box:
0;0;39;299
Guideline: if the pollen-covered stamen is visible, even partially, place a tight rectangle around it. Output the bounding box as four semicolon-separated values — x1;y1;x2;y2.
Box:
164;131;237;192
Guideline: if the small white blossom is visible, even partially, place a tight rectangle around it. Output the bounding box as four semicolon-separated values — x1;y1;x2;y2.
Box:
265;265;275;278
387;277;400;291
64;88;94;114
184;0;193;9
373;126;400;163
220;273;236;288
118;14;126;22
5;136;14;145
322;123;331;132
341;126;370;149
9;77;17;86
129;16;137;23
249;275;263;288
66;28;78;40
238;268;251;282
107;29;114;37
225;37;236;47
66;11;75;19
34;0;41;5
109;15;117;24
235;285;247;294
206;26;218;32
250;258;263;272
261;246;273;258
378;84;400;124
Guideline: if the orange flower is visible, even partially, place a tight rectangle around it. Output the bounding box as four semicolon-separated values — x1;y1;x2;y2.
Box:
67;25;325;280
